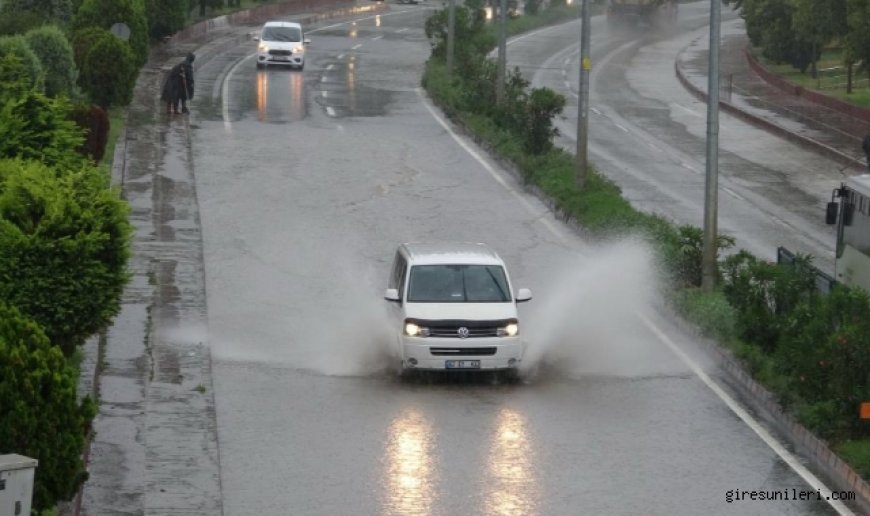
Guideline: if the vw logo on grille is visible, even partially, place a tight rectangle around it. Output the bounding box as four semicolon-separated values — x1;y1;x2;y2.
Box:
457;327;470;339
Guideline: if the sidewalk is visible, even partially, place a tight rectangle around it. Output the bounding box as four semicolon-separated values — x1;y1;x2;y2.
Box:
676;20;870;173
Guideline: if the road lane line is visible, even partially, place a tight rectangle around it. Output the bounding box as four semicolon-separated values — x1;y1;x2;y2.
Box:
326;64;334;71
397;27;409;33
221;52;257;131
420;90;569;244
337;53;345;59
326;106;336;117
614;123;629;133
372;35;383;41
638;313;854;516
352;43;363;50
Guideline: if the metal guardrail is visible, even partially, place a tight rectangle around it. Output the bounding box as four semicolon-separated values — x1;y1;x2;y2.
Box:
776;246;838;294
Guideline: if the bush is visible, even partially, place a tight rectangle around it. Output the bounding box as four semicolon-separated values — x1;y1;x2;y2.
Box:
72;0;149;67
145;0;188;40
79;32;137;108
71;27;108;72
0;34;44;92
523;87;564;154
0;0;74;24
0;8;46;36
671;287;737;341
0;52;32;103
0;158;132;356
24;25;78;98
0;302;96;512
70;103;110;162
0;90;87;169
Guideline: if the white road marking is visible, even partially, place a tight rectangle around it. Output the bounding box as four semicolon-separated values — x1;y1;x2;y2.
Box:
639;314;854;516
674;102;701;117
326;106;336;117
615;123;629;133
221;52;257;131
372;35;383;41
591;107;602;115
420;89;568;243
326;64;334;71
647;142;661;152
321;75;328;83
397;27;409;33
352;43;363;50
680;162;699;174
337;53;345;59
722;186;746;201
322;90;328;98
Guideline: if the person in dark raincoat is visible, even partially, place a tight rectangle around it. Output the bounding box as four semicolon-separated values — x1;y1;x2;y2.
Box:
161;53;195;114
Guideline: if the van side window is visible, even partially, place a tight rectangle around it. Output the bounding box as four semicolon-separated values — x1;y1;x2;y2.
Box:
389;252;405;290
396;261;407;299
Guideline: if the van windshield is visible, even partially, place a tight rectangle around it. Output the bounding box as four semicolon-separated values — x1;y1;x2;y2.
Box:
407;265;511;303
262;26;302;42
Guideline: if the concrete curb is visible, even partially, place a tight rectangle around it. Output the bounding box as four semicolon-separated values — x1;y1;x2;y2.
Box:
674;59;864;172
744;49;870;126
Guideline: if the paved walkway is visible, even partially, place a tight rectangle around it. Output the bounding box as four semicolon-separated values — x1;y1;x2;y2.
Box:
677;19;870;172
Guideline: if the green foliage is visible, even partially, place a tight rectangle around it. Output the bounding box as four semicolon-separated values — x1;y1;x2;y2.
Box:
0;91;87;169
0;302;96;511
145;0;188;40
0;53;32;103
72;0;149;67
523;87;564;154
70;27;108;71
0;34;44;92
79;32;137;108
670;287;737;341
0;158;132;356
836;439;870;480
24;25;78;98
0;9;46;36
0;0;74;24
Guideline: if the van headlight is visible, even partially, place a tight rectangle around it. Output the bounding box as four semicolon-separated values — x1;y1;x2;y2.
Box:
258;43;269;52
497;322;519;337
404;321;429;337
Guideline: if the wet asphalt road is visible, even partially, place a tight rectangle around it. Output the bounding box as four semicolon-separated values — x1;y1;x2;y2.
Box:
508;2;843;270
158;3;851;515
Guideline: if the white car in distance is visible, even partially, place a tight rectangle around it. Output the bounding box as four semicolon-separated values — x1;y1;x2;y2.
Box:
254;21;310;70
384;243;532;377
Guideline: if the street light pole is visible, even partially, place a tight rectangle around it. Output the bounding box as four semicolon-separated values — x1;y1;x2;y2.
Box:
496;0;507;104
701;0;721;292
575;0;591;189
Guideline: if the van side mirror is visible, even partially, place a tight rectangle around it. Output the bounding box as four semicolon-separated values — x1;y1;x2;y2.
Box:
252;35;260;41
303;38;311;45
515;288;532;303
826;201;838;225
384;288;400;302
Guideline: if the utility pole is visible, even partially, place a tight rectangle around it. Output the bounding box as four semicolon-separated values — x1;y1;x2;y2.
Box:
496;0;507;104
701;0;721;292
447;0;456;77
575;0;591;189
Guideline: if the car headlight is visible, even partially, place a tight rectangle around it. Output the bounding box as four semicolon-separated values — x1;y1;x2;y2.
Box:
294;45;304;53
497;322;519;337
258;44;269;52
404;321;429;337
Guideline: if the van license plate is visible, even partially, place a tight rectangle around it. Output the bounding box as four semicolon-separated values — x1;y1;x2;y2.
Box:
446;360;480;369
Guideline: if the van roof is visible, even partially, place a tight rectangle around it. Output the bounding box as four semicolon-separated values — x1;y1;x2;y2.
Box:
849;174;870;198
400;243;505;266
263;21;302;28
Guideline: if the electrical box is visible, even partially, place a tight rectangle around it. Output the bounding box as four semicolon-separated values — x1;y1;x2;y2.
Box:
0;454;38;516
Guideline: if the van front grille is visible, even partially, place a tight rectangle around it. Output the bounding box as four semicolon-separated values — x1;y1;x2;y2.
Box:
430;347;497;356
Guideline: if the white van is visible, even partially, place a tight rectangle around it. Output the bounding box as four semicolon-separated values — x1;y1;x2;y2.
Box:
384;243;532;374
254;21;310;70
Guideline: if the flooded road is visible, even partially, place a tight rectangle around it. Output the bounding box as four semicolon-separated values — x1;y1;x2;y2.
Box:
165;4;850;515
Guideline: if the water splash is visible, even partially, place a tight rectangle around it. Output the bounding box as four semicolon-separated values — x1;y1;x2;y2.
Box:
521;238;670;379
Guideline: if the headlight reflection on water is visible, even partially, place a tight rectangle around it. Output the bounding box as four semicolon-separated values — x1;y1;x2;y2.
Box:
483;408;539;515
383;408;437;516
